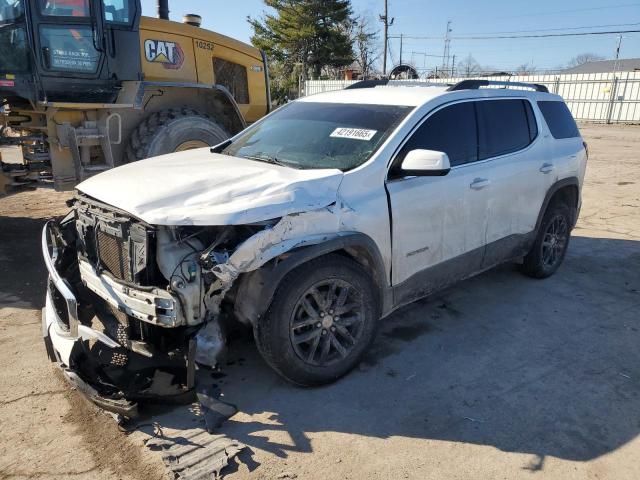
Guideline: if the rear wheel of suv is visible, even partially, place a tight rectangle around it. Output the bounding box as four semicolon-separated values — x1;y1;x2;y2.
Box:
521;202;572;278
254;254;379;386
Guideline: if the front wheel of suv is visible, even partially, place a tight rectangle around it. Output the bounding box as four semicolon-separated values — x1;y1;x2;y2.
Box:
254;254;380;386
521;202;572;279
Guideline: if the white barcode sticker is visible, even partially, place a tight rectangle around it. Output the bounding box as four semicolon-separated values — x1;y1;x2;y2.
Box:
330;127;377;141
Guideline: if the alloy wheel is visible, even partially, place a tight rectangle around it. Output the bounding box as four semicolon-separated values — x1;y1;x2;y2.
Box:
541;214;568;268
289;279;364;367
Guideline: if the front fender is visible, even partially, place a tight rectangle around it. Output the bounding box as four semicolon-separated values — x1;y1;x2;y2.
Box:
233;233;391;326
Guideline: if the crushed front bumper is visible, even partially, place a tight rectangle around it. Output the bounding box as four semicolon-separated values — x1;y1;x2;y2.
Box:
41;221;196;417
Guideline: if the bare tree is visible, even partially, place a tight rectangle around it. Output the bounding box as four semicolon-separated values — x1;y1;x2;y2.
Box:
567;53;605;68
515;62;537;75
457;54;482;77
352;14;379;78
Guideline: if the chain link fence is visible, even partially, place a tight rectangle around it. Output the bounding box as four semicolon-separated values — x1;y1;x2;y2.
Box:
303;72;640;124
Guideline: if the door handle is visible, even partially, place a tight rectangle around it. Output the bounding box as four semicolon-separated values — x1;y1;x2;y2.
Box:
539;163;555;174
470;178;490;190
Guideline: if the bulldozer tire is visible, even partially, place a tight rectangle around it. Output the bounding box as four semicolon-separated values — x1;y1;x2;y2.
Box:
125;108;230;162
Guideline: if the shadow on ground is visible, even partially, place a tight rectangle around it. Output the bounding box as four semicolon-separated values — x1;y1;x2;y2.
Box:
3;205;639;469
149;236;640;470
0;215;50;310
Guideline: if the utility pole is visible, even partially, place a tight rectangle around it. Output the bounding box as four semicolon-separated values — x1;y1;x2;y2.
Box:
451;54;456;77
612;34;623;77
379;0;394;76
399;34;404;65
442;20;452;72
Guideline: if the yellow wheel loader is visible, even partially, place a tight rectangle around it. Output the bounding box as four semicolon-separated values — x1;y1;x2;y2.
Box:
0;0;270;192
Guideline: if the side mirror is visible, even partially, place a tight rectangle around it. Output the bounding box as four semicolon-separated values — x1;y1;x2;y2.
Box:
401;149;451;176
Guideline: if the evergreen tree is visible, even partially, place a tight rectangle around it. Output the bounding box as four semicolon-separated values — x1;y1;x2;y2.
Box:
248;0;354;100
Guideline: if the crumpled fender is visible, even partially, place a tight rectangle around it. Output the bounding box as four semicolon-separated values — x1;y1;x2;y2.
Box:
203;205;343;312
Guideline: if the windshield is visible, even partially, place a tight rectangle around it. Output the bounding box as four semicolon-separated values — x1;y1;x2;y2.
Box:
0;0;23;23
222;102;413;171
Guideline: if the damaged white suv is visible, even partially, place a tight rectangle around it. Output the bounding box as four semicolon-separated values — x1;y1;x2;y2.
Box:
42;80;587;414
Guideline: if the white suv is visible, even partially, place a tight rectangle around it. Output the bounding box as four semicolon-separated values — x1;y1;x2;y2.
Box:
42;80;587;411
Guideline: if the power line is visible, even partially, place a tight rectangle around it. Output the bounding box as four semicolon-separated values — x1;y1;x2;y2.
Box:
460;22;640;36
390;29;640;41
497;2;640;19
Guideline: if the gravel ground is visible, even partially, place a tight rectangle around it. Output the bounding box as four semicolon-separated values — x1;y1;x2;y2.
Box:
0;123;638;480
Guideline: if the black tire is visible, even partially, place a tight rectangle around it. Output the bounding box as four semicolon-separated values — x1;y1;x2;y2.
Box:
125;108;229;163
521;202;572;279
254;254;380;386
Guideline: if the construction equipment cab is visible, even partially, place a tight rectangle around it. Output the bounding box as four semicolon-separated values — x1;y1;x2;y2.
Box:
0;0;270;191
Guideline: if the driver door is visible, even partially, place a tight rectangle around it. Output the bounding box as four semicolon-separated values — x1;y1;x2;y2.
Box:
386;101;490;305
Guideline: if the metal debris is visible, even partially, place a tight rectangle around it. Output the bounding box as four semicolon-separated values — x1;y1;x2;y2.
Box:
146;428;245;480
196;383;238;432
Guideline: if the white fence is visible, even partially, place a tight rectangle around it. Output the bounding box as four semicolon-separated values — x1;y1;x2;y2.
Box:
303;72;640;124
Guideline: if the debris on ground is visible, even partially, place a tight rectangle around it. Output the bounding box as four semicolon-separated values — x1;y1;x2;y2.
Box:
145;427;245;480
196;383;238;432
276;472;298;479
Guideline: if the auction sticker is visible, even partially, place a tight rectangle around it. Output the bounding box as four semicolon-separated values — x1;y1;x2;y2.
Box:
330;127;377;141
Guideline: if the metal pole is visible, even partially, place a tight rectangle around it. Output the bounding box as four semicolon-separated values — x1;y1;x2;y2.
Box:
399;34;403;66
157;0;169;20
442;20;452;71
379;0;394;76
612;34;622;76
606;76;619;124
607;35;623;124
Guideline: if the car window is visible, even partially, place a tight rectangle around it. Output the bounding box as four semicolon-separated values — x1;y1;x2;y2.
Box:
537;101;580;139
396;101;478;169
476;99;534;160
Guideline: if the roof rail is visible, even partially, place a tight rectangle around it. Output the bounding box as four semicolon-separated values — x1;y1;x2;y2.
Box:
447;79;549;93
345;79;389;89
346;78;453;90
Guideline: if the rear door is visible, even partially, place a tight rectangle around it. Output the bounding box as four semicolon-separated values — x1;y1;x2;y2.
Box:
387;101;491;303
474;98;544;265
537;100;586;191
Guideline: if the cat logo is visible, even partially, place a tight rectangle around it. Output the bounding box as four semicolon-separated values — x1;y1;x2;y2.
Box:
144;39;184;70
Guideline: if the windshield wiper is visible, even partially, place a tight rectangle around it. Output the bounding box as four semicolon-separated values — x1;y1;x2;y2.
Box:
243;154;290;168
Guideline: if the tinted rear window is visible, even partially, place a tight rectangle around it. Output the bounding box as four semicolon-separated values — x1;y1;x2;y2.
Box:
477;100;535;160
537;101;580;139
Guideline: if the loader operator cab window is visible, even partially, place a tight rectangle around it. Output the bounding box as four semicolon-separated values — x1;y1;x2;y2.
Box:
0;0;24;22
103;0;133;24
0;1;29;73
40;0;89;17
39;25;99;72
37;0;99;73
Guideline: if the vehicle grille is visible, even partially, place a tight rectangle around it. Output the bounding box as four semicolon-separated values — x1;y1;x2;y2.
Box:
97;230;131;281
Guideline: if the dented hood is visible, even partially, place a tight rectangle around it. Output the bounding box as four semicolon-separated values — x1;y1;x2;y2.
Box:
76;149;344;226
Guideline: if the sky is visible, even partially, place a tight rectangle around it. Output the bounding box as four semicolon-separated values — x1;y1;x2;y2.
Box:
142;0;640;73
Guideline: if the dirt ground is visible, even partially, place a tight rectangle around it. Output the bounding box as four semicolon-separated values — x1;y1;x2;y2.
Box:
0;123;639;480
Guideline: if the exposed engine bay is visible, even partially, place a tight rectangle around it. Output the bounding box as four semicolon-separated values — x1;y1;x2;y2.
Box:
44;194;278;413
